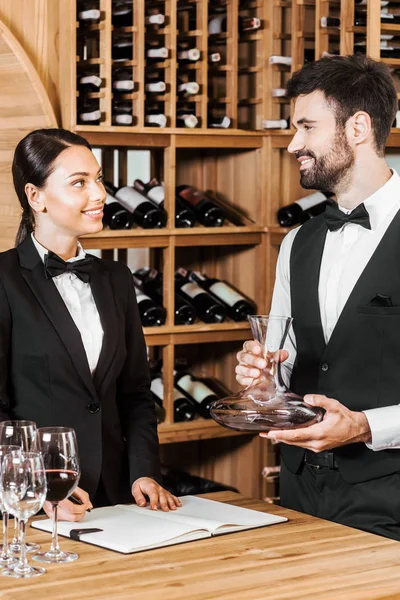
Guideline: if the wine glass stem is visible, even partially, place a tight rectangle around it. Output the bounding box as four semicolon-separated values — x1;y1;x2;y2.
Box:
16;519;28;573
11;516;19;546
49;503;60;555
1;511;10;561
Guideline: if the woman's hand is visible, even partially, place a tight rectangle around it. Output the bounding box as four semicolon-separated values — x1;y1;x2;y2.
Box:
132;477;182;511
43;486;93;522
235;340;289;387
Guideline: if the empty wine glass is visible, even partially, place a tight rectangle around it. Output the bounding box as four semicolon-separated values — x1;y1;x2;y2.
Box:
210;315;324;431
0;445;19;567
32;427;80;564
1;450;47;578
0;421;40;554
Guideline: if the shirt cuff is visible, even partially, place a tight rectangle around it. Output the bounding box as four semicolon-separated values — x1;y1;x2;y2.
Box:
363;406;400;451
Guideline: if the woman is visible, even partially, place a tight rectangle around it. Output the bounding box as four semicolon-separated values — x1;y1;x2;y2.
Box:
0;128;180;520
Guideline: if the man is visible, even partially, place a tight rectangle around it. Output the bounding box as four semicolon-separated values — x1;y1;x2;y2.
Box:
236;54;400;540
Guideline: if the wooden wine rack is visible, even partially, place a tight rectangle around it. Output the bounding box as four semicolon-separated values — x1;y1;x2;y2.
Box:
1;0;400;499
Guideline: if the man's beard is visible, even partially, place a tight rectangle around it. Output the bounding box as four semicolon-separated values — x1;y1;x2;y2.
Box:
298;127;355;192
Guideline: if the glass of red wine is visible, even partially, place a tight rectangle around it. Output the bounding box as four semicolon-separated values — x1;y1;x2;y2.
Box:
32;427;80;564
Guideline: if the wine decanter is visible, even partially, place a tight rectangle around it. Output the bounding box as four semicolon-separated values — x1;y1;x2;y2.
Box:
210;315;324;432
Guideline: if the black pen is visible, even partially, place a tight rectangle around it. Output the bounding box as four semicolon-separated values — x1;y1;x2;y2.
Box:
70;494;92;512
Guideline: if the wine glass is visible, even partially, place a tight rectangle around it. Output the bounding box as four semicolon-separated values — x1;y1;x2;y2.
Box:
0;420;40;554
1;450;47;578
32;427;80;564
0;445;19;567
210;315;324;431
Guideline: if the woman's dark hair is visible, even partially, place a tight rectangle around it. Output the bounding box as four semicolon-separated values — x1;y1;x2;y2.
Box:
12;128;92;246
286;54;398;157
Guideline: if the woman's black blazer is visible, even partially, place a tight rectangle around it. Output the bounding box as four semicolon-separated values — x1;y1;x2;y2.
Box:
0;236;161;503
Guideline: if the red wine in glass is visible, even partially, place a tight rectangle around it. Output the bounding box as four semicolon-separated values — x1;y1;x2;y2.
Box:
45;469;79;503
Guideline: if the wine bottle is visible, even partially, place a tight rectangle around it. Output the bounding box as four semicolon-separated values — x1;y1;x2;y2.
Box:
269;55;292;67
104;182;167;229
277;191;332;227
188;271;256;322
77;73;102;92
134;287;167;326
103;191;132;230
146;45;169;61
133;179;196;228
176;113;199;128
145;14;165;25
77;100;101;124
145;112;167;128
272;88;286;98
175;267;226;323
112;101;134;125
209;52;221;64
78;5;101;24
133;267;197;325
262;119;289;130
174;371;218;419
112;2;133;27
145;80;166;93
320;16;340;28
151;374;197;422
176;185;225;227
177;81;200;96
208;14;261;34
112;68;135;93
112;36;133;61
208;116;231;129
177;48;201;62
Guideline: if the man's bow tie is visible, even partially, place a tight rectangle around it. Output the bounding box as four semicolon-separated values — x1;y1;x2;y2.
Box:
324;201;371;232
44;251;93;283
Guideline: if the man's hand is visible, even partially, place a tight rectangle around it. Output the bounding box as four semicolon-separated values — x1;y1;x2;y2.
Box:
261;394;372;450
43;486;93;522
235;340;288;387
132;477;182;511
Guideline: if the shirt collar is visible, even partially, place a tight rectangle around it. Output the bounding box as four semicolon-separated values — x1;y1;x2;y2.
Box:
31;233;86;264
338;169;400;230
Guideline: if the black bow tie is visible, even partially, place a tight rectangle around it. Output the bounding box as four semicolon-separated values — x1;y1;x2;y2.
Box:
324;202;371;232
44;251;93;283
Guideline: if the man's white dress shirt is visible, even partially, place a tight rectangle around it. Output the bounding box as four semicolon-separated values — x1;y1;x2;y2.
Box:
270;169;400;451
31;234;104;375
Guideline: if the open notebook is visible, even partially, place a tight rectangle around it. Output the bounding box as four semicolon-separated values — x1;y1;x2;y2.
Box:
31;495;287;554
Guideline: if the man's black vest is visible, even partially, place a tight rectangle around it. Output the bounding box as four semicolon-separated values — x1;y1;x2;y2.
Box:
283;209;400;483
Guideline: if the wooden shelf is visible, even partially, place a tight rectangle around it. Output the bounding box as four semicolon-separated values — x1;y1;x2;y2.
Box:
80;226;264;249
144;321;252;347
158;419;253;444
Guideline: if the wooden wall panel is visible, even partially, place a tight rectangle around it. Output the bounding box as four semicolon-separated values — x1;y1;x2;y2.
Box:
0;18;57;251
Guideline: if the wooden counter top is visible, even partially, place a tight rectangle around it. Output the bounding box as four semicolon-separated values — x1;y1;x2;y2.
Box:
2;491;400;600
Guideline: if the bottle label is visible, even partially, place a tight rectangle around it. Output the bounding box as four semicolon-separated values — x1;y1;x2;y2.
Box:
209;282;245;307
146;114;167;127
105;193;116;205
208;15;225;35
79;9;101;20
135;289;151;303
146;82;166;92
173;387;186;401
112;114;133;125
113;80;134;91
151;378;164;400
79;110;101;122
295;191;327;211
178;187;204;207
269;55;292;66
147;48;168;58
177;374;213;403
180;282;203;299
147;186;164;205
79;75;102;88
116;187;147;211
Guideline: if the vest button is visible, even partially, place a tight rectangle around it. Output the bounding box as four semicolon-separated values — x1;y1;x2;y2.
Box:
87;403;100;414
321;363;329;372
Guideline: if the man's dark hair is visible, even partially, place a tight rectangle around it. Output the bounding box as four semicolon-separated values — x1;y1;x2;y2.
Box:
286;54;398;157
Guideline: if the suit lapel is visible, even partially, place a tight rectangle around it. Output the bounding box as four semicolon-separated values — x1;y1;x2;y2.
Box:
89;258;119;391
18;238;97;399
